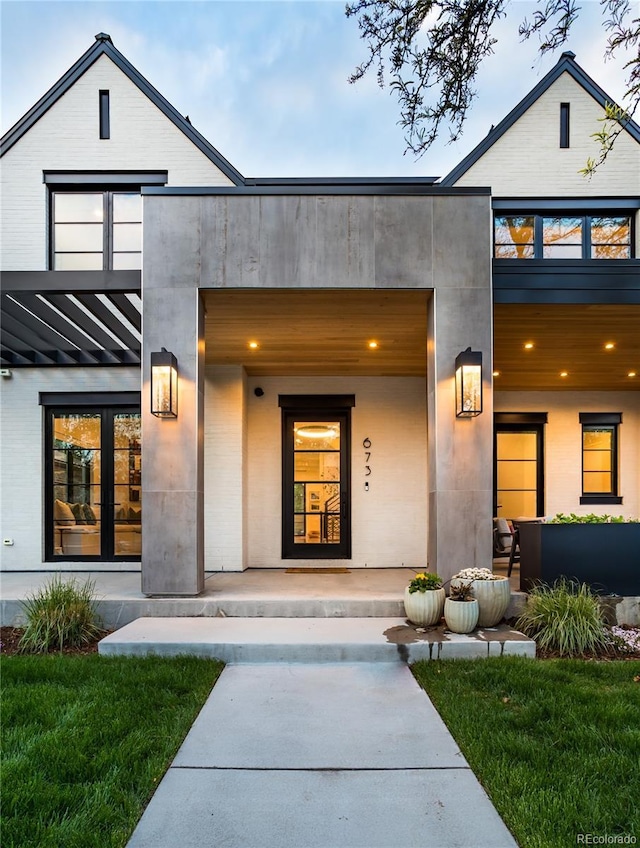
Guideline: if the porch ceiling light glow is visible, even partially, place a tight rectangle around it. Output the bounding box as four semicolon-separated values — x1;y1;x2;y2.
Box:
560;371;568;378
150;348;178;419
248;341;259;350
455;347;483;418
524;342;534;350
605;342;615;350
629;372;637;378
368;340;379;349
295;425;337;439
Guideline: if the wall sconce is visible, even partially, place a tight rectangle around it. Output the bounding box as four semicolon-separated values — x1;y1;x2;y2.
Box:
150;348;178;418
455;347;483;418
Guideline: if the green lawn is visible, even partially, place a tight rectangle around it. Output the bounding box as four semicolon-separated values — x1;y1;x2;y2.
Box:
1;654;223;848
412;657;640;848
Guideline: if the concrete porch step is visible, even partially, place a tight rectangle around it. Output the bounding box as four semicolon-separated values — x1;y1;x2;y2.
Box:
98;617;536;663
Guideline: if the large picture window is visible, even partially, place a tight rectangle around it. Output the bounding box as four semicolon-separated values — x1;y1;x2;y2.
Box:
494;214;632;260
579;412;622;505
51;191;141;271
44;395;141;560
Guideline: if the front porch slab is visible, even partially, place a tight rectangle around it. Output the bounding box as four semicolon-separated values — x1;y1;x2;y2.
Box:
98;617;536;662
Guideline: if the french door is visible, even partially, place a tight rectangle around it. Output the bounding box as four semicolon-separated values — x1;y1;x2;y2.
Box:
281;397;352;559
45;404;141;561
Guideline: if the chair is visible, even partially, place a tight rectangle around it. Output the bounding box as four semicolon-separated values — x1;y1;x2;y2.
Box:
493;517;515;557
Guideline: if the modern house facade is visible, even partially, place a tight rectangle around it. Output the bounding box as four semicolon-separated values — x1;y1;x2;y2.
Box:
1;35;638;596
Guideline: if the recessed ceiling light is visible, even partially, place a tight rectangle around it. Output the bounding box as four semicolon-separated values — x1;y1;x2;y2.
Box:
524;342;534;350
368;341;379;349
605;342;615;350
629;371;637;378
492;370;500;377
248;341;259;350
560;371;568;378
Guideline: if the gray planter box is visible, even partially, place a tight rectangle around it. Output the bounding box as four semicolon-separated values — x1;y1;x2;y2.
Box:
518;522;640;596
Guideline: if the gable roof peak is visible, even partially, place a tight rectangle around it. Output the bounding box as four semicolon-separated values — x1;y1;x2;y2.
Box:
0;34;244;184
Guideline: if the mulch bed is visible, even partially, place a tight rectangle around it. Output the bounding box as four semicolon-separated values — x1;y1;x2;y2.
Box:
0;626;108;657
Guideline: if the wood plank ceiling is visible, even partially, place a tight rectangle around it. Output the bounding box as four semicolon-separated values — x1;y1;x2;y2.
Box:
493;303;640;391
203;292;640;390
203;290;429;376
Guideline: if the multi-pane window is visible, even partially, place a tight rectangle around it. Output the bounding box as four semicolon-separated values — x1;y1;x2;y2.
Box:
494;214;632;260
52;191;142;271
579;413;622;505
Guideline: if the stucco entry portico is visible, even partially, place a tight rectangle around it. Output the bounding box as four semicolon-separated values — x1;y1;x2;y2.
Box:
141;187;493;596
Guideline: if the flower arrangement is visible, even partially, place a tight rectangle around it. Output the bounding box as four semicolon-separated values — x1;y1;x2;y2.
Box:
407;572;443;593
452;567;502;581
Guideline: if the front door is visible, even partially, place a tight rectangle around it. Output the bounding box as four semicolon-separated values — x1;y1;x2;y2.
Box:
494;423;544;519
282;399;352;559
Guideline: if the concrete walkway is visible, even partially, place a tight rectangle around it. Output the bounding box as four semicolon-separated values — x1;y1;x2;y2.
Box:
126;663;518;848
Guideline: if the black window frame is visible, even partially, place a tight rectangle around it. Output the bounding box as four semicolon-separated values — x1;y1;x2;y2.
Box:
579;412;622;505
493;212;634;260
560;102;570;148
49;187;142;271
99;90;110;139
42;392;142;562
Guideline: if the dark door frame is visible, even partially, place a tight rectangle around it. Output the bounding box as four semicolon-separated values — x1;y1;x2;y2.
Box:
280;395;354;560
44;402;141;561
493;413;547;518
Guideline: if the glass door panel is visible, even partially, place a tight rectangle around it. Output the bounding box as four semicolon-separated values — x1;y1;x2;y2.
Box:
113;413;142;556
495;427;544;520
52;413;102;556
283;407;351;559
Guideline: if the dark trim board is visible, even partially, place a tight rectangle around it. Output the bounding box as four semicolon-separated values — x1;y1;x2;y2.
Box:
493;198;640;211
44;171;168;186
1;271;141;292
494;290;640;305
40;391;141;406
495;412;548;424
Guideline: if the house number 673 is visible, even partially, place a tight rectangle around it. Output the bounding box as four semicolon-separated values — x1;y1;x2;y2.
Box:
363;438;372;478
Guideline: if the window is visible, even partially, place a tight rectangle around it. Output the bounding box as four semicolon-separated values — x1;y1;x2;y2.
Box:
99;90;110;139
51;190;141;270
43;394;142;560
494;214;632;260
579;412;622;505
560;103;570;148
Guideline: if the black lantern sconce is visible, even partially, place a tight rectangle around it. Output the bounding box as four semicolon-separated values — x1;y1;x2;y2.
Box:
150;348;178;418
455;347;483;418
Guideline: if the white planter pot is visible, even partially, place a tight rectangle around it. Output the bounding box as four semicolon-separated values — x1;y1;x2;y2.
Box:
403;587;445;626
450;577;511;627
444;598;479;633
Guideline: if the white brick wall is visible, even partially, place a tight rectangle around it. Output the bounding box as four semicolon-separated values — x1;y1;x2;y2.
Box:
455;73;640;200
204;373;428;570
1;54;235;270
0;367;141;571
495;391;640;519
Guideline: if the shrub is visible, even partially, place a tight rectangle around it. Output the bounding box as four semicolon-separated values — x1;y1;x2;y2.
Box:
515;579;609;657
407;571;443;592
549;512;637;524
18;575;104;653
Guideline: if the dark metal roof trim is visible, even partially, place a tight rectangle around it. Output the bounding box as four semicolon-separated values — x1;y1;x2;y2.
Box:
0;36;244;186
44;170;168;185
493;197;640;211
440;53;640;186
143;185;491;197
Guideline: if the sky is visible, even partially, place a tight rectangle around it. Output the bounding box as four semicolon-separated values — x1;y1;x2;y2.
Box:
0;0;633;179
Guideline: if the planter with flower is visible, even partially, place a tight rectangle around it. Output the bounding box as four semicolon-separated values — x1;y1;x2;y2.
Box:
451;567;511;627
444;580;479;633
404;572;445;626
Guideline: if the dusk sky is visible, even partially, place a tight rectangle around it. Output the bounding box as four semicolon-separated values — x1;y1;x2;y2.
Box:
0;0;632;178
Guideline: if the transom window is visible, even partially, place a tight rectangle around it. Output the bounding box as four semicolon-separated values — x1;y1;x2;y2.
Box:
52;191;141;271
494;214;632;260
